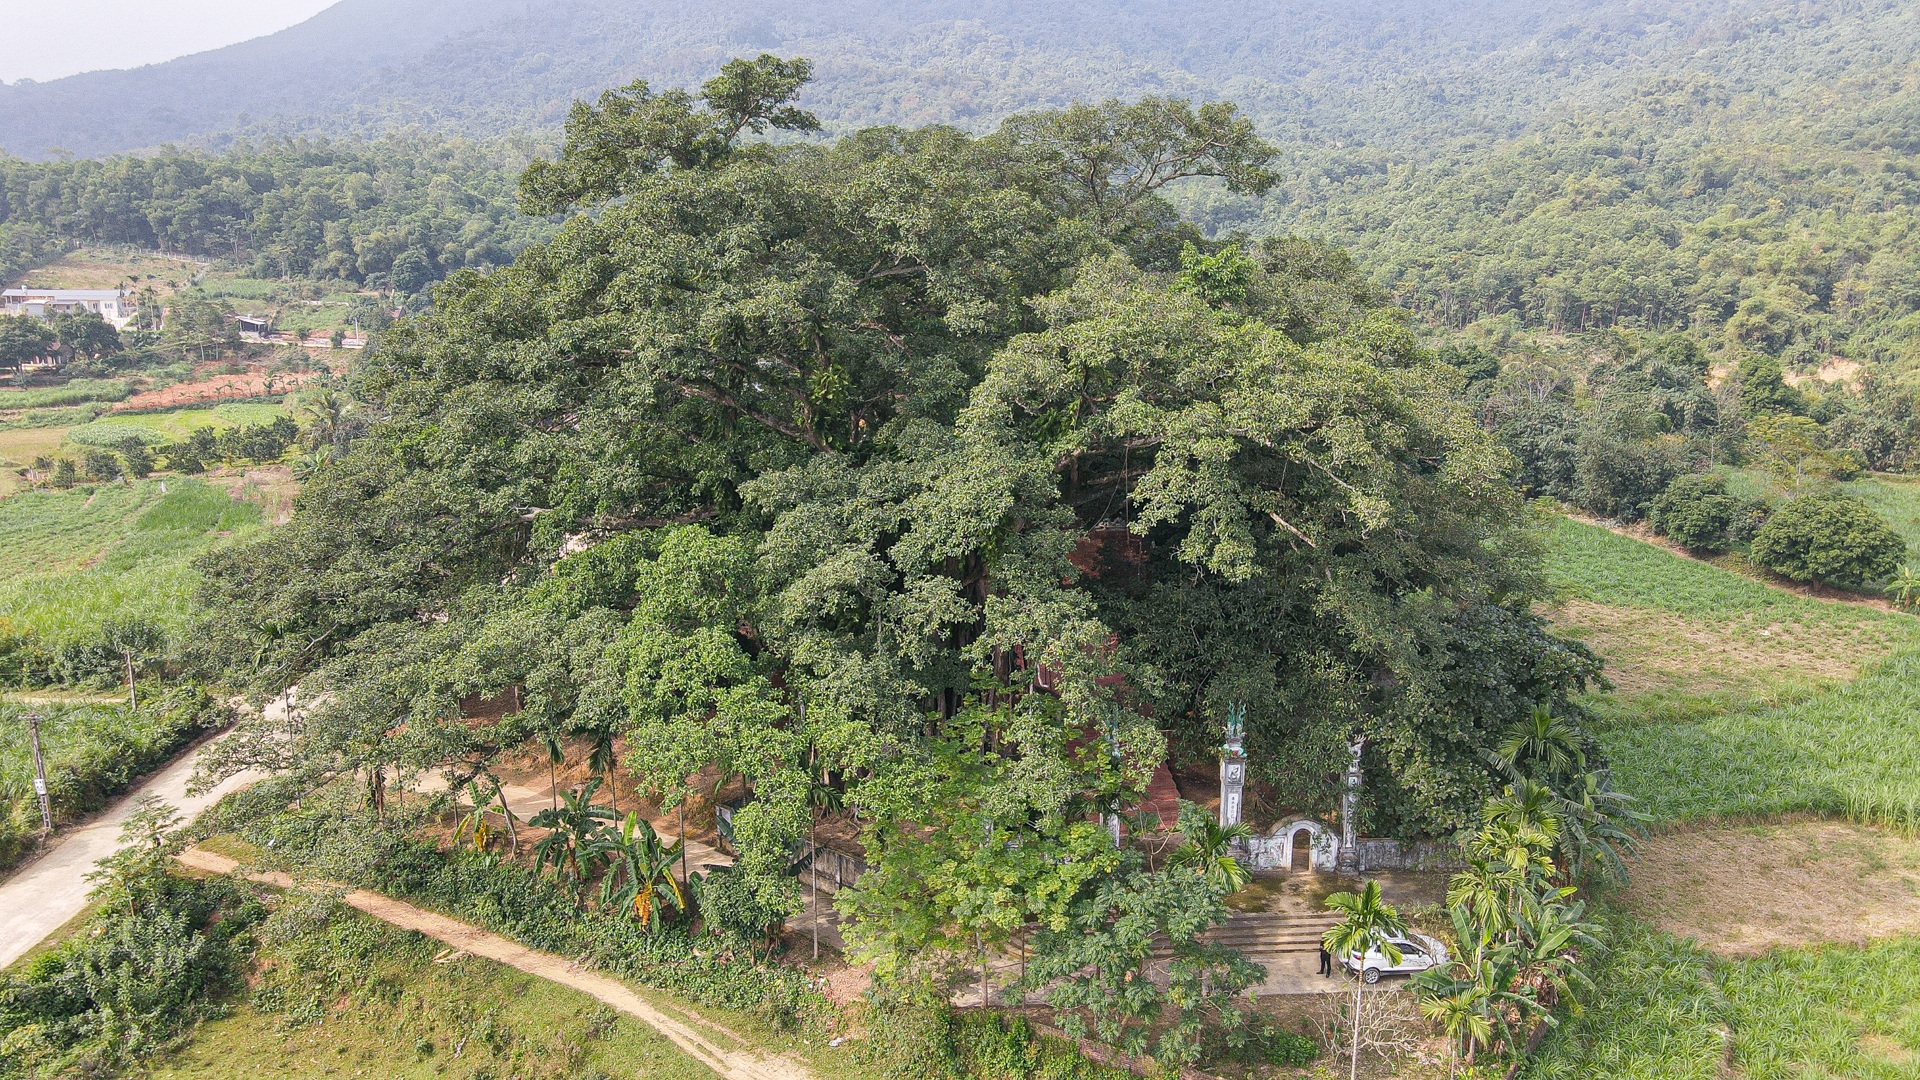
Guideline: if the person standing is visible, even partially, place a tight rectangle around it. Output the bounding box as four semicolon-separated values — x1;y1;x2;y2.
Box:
1318;944;1333;977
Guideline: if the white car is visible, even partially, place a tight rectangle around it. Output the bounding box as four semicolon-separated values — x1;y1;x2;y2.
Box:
1342;932;1449;983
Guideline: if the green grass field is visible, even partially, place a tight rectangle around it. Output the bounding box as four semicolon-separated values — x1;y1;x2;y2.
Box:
0;478;262;648
1543;518;1920;828
149;916;722;1080
0;379;132;410
1529;913;1920;1080
1543;516;1920;718
66;402;287;444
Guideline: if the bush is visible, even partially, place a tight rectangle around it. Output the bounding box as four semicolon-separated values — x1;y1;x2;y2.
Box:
0;689;230;872
222;797;830;1031
857;993;1132;1080
0;849;262;1078
1649;473;1767;552
1572;432;1686;522
1750;490;1906;588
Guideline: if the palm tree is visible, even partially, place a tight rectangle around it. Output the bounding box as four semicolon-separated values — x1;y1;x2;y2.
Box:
543;730;565;812
1322;881;1409;1080
1493;704;1585;780
530;776;616;887
1416;983;1493;1077
592;811;686;929
803;760;844;960
589;727;620;813
1170;816;1254;894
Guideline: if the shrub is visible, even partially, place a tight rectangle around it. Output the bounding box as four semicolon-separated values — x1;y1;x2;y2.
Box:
222;797;830;1031
1650;473;1767;552
0;841;262;1078
0;689;230;872
858;993;1133;1080
1751;490;1906;588
1572;432;1686;522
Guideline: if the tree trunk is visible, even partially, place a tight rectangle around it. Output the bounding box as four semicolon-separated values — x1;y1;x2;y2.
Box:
1351;979;1363;1080
125;651;136;710
496;784;518;854
810;820;821;960
978;931;989;1008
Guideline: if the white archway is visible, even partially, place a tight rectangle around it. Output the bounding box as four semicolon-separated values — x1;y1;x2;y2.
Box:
1273;818;1337;872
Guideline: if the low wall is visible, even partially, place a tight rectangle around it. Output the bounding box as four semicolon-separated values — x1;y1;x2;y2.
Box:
1351;837;1461;872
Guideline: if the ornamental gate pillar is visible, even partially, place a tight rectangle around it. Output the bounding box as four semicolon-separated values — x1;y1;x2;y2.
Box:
1220;702;1248;854
1338;735;1364;873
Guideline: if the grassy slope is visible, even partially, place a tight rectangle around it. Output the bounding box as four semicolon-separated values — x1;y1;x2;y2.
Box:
1534;519;1920;1077
0;478;262;648
1529;913;1920;1080
1544;517;1920;828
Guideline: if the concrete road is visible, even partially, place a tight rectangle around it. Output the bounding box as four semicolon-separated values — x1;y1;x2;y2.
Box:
0;738;257;969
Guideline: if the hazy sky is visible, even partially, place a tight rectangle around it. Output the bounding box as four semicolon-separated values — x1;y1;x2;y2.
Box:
1;0;338;84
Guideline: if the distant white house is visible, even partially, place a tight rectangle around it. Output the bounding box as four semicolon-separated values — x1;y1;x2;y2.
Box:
0;288;138;329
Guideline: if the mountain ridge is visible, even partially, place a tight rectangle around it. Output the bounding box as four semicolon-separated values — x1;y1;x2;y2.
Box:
0;0;1830;160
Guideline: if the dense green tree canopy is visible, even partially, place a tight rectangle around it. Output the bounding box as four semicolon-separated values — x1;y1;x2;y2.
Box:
193;61;1597;944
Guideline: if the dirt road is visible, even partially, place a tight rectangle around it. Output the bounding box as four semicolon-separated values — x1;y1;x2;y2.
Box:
0;740;257;969
175;848;815;1080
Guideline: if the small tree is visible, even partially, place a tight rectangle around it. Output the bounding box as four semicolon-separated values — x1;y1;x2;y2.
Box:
121;441;155;480
1168;802;1253;893
593;810;687;929
1649;473;1752;551
1322;881;1408;1080
101;615;165;709
1750;490;1905;589
529;775;616;888
83;447;122;482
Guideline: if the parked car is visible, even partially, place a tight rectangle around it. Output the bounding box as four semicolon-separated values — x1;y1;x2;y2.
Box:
1341;932;1449;982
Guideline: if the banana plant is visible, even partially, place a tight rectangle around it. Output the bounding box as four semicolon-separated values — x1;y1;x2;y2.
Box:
529;775;615;887
1891;564;1920;609
453;776;520;855
592;811;686;929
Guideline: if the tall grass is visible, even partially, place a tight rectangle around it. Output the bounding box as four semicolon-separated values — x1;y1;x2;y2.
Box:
1524;915;1728;1080
0;479;262;648
1546;516;1904;624
1603;648;1920;830
1528;913;1920;1079
0;693;225;869
1545;517;1920;830
0;379;131;410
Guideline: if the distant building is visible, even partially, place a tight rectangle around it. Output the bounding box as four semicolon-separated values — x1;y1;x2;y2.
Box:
1;288;138;328
230;314;271;338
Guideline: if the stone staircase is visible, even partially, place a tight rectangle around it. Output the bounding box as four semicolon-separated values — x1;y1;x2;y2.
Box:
1151;910;1338;964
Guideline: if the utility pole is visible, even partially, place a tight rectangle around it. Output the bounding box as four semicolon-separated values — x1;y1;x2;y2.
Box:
26;712;52;835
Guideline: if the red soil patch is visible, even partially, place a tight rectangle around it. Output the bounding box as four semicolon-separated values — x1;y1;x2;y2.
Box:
113;367;317;411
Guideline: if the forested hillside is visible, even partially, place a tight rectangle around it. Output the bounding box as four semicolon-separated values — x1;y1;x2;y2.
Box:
1180;0;1920;370
1;0;1898;159
9;0;1920;373
0;139;544;290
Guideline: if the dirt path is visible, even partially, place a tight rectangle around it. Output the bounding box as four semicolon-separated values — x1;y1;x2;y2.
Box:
0;735;258;969
175;848;815;1080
